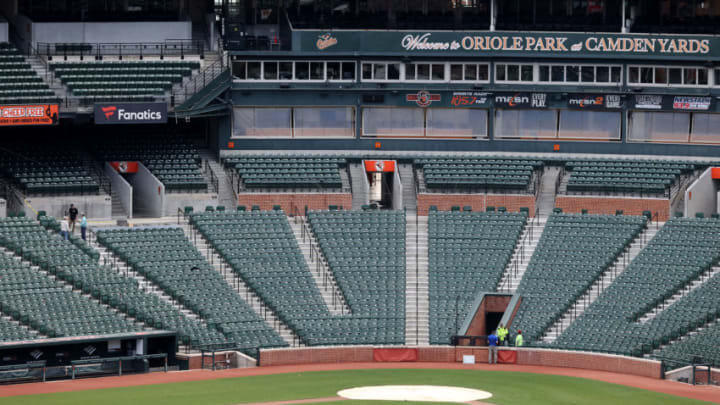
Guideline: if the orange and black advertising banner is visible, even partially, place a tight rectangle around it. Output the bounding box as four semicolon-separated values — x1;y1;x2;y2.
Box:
0;105;59;126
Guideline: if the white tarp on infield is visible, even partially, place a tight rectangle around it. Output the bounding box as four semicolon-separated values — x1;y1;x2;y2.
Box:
337;385;492;402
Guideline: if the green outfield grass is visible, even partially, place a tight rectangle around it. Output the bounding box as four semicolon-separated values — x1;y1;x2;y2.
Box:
0;369;711;405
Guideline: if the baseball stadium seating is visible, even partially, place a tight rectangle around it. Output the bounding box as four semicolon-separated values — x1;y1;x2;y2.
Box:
49;60;200;103
510;213;647;343
428;211;526;344
0;219;141;338
563;159;696;196
0;43;59;105
191;210;402;345
94;136;207;192
222;156;347;190
0;316;37;343
190;210;332;343
554;218;720;356
415;157;543;193
0;217;228;347
96;227;287;352
0;147;101;196
656;316;720;367
306;210;405;344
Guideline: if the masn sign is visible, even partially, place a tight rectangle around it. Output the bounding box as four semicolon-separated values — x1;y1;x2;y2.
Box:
94;103;168;125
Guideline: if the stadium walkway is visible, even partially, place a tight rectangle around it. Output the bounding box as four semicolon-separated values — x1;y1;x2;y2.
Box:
0;362;717;403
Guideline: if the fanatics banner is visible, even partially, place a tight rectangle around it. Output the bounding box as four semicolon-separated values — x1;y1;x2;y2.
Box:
94;103;168;125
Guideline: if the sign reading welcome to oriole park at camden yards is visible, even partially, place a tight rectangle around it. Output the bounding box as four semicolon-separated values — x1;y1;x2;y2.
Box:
0;105;59;126
298;30;719;59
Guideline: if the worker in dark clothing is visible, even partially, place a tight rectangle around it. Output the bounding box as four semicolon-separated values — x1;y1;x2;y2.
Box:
68;204;79;234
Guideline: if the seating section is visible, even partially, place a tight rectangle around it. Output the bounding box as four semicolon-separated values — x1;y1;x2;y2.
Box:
656;316;720;368
554;218;720;356
95;136;207;192
416;157;543;192
0;218;141;338
96;227;287;352
192;211;400;345
428;211;526;344
191;211;333;343
511;214;646;344
50;60;200;103
0;147;100;195
3;216;226;348
564;159;696;195
307;210;405;344
223;156;346;190
0;316;37;342
0;43;58;105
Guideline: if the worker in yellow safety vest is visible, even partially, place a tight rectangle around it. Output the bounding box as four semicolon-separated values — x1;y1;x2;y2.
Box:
515;330;524;347
497;324;508;346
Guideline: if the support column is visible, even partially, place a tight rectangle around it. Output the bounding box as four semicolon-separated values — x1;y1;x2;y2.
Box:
621;0;628;33
490;0;496;31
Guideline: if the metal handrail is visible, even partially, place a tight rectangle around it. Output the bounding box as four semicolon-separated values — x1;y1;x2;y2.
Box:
204;159;219;194
297;212;348;315
37;40;205;59
172;53;228;109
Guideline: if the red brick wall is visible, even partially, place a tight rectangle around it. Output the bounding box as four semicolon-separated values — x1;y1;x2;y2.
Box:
258;346;662;379
555;196;670;221
417;194;536;216
237;193;352;213
690;368;720;385
416;347;455;362
177;351;249;370
260;346;374;366
518;349;662;379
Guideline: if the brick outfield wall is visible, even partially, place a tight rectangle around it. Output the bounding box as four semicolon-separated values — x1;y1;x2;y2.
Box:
555;195;671;221
237;193;352;213
693;368;720;385
259;346;662;379
416;194;536;216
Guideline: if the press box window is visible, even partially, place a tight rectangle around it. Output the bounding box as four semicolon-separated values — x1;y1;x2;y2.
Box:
362;62;400;81
406;63;445;81
495;63;533;83
538;64;621;84
628;66;709;87
449;63;490;82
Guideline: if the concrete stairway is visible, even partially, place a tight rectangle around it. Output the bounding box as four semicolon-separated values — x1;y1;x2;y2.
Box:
496;217;547;293
398;164;417;213
339;167;351;192
200;150;236;209
172;52;223;107
110;187;128;219
180;220;302;346
541;221;665;342
537;166;561;216
87;230;203;323
639;263;720;324
27;54;68;103
287;216;349;316
350;163;369;210
405;213;429;346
